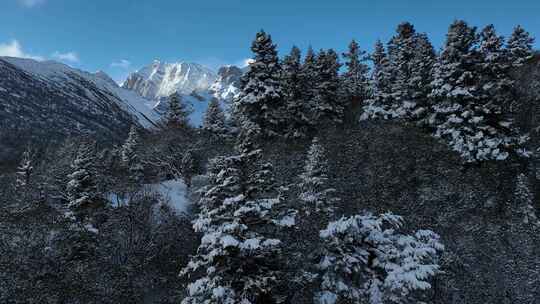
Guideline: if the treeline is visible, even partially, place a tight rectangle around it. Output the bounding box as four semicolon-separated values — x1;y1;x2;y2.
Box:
227;20;535;163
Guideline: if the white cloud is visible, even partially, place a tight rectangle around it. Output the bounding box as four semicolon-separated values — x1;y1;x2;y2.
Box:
110;59;131;69
52;51;79;63
0;40;44;61
18;0;46;8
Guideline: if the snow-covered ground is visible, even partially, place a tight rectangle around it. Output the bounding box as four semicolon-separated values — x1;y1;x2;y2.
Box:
107;179;192;213
147;179;191;212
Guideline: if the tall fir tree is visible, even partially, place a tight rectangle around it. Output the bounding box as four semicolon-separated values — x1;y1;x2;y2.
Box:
181;142;283;304
389;22;418;115
282;46;310;137
362;40;394;119
313;49;343;124
121;126;144;185
15;148;33;189
298;138;338;216
300;46;318;103
181;150;196;188
341;39;370;121
234;30;285;137
408;33;436;120
478;24;516;116
514;173;539;226
506;25;535;67
66;140;102;222
203;98;227;134
165;93;191;128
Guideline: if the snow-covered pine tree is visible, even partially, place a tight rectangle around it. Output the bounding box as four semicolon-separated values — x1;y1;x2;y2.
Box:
15;148;33;189
121;126;144;185
300;46;318;104
429;20;527;162
428;20;481;161
514;173;539;226
341;39;370;121
316;213;444;304
282;46;310;137
181;142;283;304
408;33;436;121
299;138;338;216
66;140;102;222
388;22;418;118
165;93;191;129
203;98;227;134
506;25;535;67
313;49;344;124
180;150;196;188
364;24;435;122
362;40;394;120
478;24;517;117
234;30;285;137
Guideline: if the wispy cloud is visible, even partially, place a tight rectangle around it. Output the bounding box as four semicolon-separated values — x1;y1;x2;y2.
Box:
0;40;44;60
237;58;254;68
110;59;131;69
18;0;46;8
52;51;79;63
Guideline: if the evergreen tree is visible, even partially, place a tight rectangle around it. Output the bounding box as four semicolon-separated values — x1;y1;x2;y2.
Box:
282;46;310;137
121;126;144;185
478;24;515;115
181;150;196;188
389;22;418;116
408;33;436;120
15;148;33;189
429;20;526;162
341;39;370;120
507;25;535;67
298;46;319;128
298;138;337;216
514;173;539;226
313;49;343;124
316;213;444;304
362;40;394;119
66;140;102;222
165;93;191;128
300;46;318;103
181;144;283;304
203;98;227;134
391;23;436;119
234;30;285;137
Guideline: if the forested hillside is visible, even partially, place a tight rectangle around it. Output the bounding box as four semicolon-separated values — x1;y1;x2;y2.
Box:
1;20;539;304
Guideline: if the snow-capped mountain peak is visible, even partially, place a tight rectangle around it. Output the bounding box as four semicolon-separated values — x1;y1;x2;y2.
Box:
122;60;217;99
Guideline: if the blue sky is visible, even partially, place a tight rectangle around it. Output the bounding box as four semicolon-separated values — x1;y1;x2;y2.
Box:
0;0;538;82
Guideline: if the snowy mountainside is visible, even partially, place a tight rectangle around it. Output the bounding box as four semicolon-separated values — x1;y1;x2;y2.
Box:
208;65;243;102
122;60;217;99
2;57;159;127
0;57;152;168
